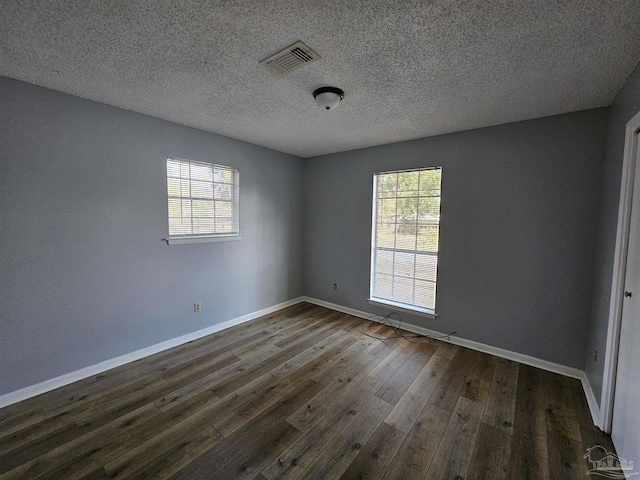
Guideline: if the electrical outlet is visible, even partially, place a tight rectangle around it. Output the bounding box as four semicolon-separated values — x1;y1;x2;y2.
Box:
333;283;338;291
194;302;201;313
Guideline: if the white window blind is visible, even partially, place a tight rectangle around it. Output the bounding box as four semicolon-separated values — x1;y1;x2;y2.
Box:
370;167;442;313
166;158;239;239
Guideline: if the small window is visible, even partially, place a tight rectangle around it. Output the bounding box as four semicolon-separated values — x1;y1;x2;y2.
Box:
166;157;239;244
369;167;442;316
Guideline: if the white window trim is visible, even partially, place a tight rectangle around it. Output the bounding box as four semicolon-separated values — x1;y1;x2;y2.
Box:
165;157;240;245
164;235;241;245
367;298;437;319
369;167;441;315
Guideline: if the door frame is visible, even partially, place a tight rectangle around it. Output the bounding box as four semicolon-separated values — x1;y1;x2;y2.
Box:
602;109;640;433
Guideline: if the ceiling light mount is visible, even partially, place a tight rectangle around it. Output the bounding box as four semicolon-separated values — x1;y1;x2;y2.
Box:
313;87;344;111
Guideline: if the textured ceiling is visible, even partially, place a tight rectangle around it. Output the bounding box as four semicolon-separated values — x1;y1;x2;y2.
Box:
1;1;640;158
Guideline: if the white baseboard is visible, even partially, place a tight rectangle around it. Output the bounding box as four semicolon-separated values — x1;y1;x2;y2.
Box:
0;297;305;409
302;296;603;427
302;296;582;378
580;371;603;429
2;295;604;430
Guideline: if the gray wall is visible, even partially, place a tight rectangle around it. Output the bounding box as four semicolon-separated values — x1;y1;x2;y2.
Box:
0;77;304;395
586;62;640;405
0;72;622;397
303;109;608;369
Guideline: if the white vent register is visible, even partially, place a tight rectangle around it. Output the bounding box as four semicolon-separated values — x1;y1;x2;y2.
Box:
260;41;320;75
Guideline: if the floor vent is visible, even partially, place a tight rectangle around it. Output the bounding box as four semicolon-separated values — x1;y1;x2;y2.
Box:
260;41;321;75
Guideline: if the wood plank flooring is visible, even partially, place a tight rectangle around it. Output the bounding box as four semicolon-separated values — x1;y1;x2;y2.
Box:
0;302;618;479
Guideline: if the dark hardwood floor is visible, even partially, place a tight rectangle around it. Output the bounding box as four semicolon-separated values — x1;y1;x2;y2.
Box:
0;302;617;479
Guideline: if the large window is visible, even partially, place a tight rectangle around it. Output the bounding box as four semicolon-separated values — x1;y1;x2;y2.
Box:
166;158;239;244
370;167;442;316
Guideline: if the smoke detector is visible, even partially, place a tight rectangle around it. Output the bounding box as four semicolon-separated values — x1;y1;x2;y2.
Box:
260;41;321;75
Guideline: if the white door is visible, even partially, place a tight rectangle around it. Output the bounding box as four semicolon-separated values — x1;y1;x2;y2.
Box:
612;138;640;469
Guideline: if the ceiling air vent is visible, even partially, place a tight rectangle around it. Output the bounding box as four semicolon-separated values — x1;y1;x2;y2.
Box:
260;41;321;75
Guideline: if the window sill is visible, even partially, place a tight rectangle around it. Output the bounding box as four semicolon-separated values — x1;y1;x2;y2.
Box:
367;298;438;319
164;235;241;245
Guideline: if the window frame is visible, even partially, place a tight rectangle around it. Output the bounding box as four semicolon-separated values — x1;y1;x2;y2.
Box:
368;166;442;319
164;157;241;245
